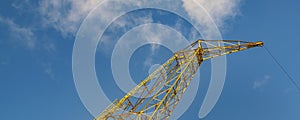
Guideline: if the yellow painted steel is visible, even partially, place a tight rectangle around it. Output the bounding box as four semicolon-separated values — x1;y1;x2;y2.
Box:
95;40;263;120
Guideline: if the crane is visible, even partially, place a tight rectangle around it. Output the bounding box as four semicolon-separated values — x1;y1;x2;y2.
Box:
95;39;264;120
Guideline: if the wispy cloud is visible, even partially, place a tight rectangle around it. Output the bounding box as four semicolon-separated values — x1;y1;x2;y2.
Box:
38;0;101;37
38;0;151;37
97;11;154;55
38;0;242;37
0;16;36;49
253;75;271;90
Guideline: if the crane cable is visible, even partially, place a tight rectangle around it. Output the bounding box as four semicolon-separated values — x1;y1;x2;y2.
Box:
263;46;300;91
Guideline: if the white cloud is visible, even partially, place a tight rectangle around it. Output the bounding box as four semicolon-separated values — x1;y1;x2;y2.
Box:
39;0;103;37
114;13;154;32
38;0;242;45
140;24;165;53
97;11;154;54
182;0;241;29
39;0;242;38
38;0;145;37
0;17;36;49
253;75;271;90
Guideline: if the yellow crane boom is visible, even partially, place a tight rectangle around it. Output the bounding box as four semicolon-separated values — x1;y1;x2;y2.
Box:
95;39;263;120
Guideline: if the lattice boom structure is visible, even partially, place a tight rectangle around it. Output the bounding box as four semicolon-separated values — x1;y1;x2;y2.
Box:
95;40;263;120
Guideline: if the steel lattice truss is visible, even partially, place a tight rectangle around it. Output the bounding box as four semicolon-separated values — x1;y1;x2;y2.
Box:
95;40;263;120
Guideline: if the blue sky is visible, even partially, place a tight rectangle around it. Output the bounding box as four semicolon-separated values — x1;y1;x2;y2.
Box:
1;0;300;120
